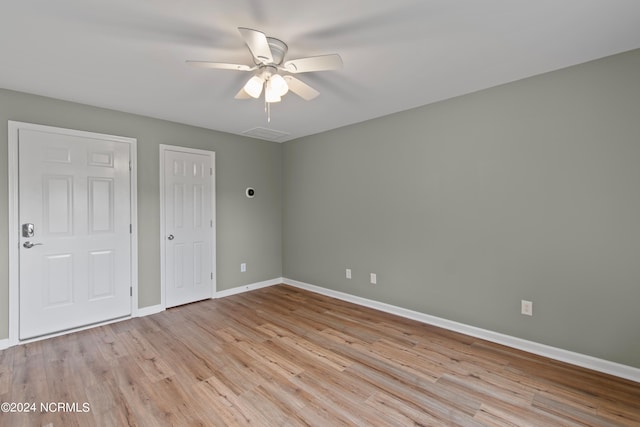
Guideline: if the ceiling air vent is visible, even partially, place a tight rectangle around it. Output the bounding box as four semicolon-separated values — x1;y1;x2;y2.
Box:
241;127;290;142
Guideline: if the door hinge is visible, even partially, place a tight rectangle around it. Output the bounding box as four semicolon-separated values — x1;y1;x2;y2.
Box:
210;219;213;227
211;272;213;280
129;161;132;171
130;287;133;296
129;224;132;234
210;167;213;176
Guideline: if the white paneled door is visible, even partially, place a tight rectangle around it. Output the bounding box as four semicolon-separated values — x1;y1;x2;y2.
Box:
162;147;214;308
18;127;132;340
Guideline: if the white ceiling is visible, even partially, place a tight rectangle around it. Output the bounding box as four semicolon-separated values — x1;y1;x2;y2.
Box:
2;1;640;142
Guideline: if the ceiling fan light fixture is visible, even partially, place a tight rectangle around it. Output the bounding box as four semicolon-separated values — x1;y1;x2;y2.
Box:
269;74;289;97
243;75;264;98
265;83;282;103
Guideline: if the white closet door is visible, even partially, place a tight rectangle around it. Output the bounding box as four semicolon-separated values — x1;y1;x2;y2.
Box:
163;149;214;307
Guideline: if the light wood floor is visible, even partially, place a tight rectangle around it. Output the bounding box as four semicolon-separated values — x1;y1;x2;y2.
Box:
1;285;639;426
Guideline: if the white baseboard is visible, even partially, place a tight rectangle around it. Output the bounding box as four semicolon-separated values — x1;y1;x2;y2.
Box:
283;278;640;384
136;304;164;317
215;277;283;299
0;338;8;351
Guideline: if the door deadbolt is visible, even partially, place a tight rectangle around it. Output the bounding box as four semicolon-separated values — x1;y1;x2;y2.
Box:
168;234;175;240
22;223;34;238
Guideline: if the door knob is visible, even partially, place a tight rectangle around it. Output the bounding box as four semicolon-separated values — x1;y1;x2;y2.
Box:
167;234;175;240
23;241;43;249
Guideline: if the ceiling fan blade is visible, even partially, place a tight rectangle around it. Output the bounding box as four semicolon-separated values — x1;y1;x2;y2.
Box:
238;27;273;64
186;61;254;71
283;76;319;101
234;88;252;99
283;54;343;73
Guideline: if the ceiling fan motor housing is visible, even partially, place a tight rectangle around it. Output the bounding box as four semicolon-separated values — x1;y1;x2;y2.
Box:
265;37;288;65
258;65;278;79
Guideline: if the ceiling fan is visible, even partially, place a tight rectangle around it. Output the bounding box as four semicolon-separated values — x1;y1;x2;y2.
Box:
186;27;343;114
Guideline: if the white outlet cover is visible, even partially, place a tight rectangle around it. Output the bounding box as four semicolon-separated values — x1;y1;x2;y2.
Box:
370;273;377;284
521;300;533;316
346;269;352;279
241;263;247;272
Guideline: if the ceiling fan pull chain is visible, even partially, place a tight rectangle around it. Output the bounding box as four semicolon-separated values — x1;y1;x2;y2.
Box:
264;97;271;122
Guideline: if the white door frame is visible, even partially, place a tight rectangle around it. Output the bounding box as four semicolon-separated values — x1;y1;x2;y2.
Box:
7;121;138;346
159;144;216;309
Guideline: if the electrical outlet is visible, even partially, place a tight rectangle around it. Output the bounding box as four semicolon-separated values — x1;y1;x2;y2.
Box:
240;263;246;273
346;268;352;279
521;300;533;316
370;273;377;285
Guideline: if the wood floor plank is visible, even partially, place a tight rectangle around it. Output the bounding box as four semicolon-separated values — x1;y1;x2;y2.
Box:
598;400;640;426
1;284;638;426
235;340;305;379
143;376;206;426
437;373;533;408
365;391;446;427
109;355;168;426
194;374;254;426
346;361;485;425
212;351;268;395
118;329;176;383
532;393;626;427
277;334;354;372
0;371;9;396
289;369;394;426
140;316;222;385
91;324;130;361
474;402;584;427
239;387;298;427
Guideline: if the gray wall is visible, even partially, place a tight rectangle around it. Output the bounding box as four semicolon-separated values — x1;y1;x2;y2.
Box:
283;49;640;368
0;89;283;339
